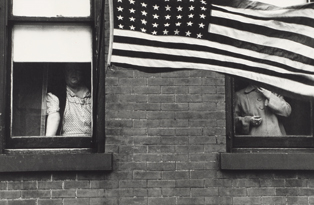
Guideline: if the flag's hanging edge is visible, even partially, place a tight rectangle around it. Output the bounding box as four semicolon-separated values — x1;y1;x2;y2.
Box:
107;0;114;66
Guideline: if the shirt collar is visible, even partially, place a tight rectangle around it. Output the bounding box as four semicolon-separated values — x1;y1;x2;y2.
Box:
66;86;91;98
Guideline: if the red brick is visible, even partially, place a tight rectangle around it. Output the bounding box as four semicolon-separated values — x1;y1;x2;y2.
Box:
218;187;246;197
147;162;176;171
51;189;76;198
189;86;217;94
133;188;148;197
148;128;175;136
64;181;90;189
161;86;188;94
247;188;276;196
133;171;162;180
175;94;202;103
191;188;218;197
176;180;204;188
160;136;189;145
133;136;160;145
119;180;146;188
205;196;233;205
133;103;161;111
148;145;175;153
119;197;147;205
77;189;105;198
177;197;205;205
63;198;90;205
38;181;62;190
161;71;190;78
148;78;176;86
162;171;189;180
133;86;160;94
38;199;63;205
147;180;175;188
148;197;176;205
7;200;36;205
233;197;261;204
21;190;50;198
147;188;161;197
174;78;202;85
162;188;190;197
119;78;147;86
261;196;286;204
161;103;188;111
0;191;20;199
287;196;309;204
91;198;110;205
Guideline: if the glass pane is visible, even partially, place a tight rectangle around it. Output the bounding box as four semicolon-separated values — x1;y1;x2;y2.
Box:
12;24;92;62
233;79;311;136
12;0;90;17
12;63;93;137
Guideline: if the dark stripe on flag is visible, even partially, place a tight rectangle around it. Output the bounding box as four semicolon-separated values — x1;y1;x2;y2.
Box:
112;49;314;85
114;35;314;75
209;33;314;67
211;5;314;28
211;16;314;48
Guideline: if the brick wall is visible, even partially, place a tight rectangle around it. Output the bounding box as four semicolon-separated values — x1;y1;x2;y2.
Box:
0;172;105;205
104;0;314;205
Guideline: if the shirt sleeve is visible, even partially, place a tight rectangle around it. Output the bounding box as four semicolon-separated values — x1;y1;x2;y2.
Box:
46;92;60;115
266;93;291;117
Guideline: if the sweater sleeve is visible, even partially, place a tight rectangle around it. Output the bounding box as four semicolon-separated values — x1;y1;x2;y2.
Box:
265;93;291;117
46;92;60;115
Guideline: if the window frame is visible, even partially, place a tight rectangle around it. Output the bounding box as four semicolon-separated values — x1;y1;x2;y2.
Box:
0;0;107;153
225;76;314;153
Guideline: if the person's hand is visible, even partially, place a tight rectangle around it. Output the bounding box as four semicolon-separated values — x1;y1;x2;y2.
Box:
257;87;272;99
241;116;262;126
250;115;262;127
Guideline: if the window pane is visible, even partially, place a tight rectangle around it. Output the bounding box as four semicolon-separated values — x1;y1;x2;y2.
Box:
233;79;311;136
12;63;93;137
12;24;92;62
12;0;90;17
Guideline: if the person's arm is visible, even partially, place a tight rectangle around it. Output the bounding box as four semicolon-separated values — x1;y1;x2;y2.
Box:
258;87;291;117
46;93;60;136
46;112;60;136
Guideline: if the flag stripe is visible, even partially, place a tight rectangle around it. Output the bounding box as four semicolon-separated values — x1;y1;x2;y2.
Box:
112;48;314;85
211;16;314;48
209;33;314;69
212;4;314;23
108;0;314;97
111;55;314;97
210;24;314;60
211;9;314;38
114;30;314;75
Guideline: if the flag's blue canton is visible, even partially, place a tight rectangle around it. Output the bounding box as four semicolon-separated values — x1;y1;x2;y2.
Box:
114;0;209;39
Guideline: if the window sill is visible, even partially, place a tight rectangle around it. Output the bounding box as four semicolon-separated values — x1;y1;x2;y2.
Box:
220;153;314;170
0;152;113;172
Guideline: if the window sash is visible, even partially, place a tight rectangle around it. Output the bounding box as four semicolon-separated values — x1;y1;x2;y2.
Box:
12;0;91;18
2;0;106;151
12;24;93;62
226;76;314;152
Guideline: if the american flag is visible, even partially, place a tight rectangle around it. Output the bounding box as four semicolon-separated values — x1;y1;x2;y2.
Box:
108;0;314;97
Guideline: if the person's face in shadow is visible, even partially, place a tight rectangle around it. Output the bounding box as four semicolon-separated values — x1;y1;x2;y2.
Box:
65;66;84;88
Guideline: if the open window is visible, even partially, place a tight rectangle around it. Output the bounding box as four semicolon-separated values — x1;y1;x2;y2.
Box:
7;1;95;149
226;76;314;152
220;0;314;171
0;0;111;172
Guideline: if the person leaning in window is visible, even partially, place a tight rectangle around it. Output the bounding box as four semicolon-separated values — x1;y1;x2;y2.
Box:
45;65;92;136
234;84;291;136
